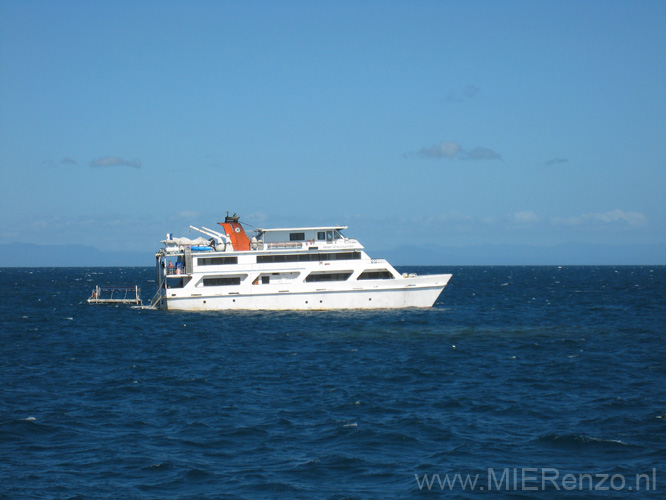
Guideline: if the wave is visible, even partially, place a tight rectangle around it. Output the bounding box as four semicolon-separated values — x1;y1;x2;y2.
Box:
536;433;636;448
2;266;665;499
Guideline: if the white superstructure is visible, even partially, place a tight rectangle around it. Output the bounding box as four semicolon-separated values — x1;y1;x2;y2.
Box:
152;214;451;311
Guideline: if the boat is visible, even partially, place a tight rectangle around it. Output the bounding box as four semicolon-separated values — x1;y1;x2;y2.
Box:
151;214;451;311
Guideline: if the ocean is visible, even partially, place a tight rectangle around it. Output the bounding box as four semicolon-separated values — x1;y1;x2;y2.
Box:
1;266;664;499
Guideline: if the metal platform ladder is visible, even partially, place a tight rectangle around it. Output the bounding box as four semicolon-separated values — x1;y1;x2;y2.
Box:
87;285;142;305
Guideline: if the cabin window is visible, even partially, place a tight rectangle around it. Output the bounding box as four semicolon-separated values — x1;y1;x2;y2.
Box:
198;257;238;266
317;231;326;240
165;276;191;288
358;270;394;280
321;252;361;261
257;251;361;264
258;254;291;263
290;232;305;241
203;277;242;286
305;272;352;282
262;276;270;284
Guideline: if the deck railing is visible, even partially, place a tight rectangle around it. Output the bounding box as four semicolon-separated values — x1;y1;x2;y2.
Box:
265;241;304;249
88;285;142;305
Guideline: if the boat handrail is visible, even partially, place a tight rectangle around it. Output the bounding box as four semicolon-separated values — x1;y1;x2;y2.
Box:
266;241;304;249
166;268;189;276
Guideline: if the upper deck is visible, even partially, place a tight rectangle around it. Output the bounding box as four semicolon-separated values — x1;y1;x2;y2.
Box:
256;226;357;249
160;220;363;255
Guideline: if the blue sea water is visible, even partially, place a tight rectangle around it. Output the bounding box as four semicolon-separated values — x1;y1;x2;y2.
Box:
1;266;665;499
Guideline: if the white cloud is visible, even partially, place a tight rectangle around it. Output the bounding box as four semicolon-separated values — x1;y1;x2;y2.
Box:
408;141;501;161
393;209;646;235
20;213;162;252
512;211;540;224
417;141;463;159
465;146;501;160
448;84;480;102
90;156;142;168
551;209;648;227
480;216;499;225
545;158;569;166
584;209;647;226
41;157;77;167
178;211;201;219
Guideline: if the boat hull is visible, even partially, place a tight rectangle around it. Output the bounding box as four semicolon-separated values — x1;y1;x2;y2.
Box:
163;274;451;311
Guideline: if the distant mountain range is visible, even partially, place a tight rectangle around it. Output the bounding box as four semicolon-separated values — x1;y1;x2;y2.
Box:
0;243;149;267
379;242;666;266
0;241;663;267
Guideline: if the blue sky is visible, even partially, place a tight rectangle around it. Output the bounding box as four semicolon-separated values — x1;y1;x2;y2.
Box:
1;0;665;262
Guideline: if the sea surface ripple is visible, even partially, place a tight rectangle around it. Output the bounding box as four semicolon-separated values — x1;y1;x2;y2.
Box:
1;266;665;499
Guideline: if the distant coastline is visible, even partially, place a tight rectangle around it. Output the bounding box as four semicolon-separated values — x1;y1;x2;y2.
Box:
1;242;664;267
0;242;149;267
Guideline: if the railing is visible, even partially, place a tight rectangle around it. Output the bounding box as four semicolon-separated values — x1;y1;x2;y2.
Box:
88;285;142;305
166;266;187;275
266;241;304;249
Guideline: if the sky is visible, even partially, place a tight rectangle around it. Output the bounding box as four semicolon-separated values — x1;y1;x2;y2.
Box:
1;0;665;263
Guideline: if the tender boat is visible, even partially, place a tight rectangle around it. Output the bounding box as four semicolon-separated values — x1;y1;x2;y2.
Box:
152;214;451;310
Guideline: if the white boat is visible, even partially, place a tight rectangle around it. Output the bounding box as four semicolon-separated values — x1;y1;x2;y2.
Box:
152;214;451;311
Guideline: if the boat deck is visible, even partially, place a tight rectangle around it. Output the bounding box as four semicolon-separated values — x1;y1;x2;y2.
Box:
87;285;142;305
